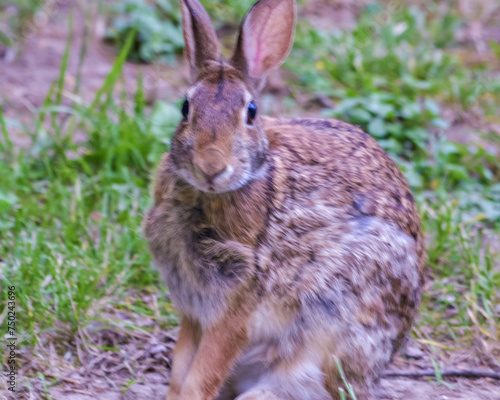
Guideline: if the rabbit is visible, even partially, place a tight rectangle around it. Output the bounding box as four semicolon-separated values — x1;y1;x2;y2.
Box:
144;0;426;399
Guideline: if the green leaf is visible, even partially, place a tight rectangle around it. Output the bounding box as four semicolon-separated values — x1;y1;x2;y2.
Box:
446;164;469;181
478;200;500;221
348;108;372;123
368;118;386;137
0;191;18;214
431;118;450;129
424;99;441;116
490;41;500;61
0;30;12;47
150;102;182;138
400;102;421;119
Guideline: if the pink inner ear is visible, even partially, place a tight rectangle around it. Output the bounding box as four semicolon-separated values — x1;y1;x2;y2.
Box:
247;6;272;77
244;0;294;79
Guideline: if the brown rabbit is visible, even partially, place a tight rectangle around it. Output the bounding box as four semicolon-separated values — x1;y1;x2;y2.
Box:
144;0;425;399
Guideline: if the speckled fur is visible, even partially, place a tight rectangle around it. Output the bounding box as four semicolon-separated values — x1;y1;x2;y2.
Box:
144;1;425;399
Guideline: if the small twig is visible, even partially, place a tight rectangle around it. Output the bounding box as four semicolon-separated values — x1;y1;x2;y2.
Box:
383;369;500;380
70;389;94;396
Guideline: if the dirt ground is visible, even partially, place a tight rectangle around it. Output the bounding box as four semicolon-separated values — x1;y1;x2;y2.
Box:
5;320;500;400
1;1;500;399
43;379;500;400
0;0;184;148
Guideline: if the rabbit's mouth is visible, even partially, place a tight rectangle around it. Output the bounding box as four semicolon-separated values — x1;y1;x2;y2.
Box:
176;164;252;194
193;163;235;193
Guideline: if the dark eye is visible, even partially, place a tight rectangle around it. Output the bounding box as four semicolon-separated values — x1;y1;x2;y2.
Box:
181;100;189;120
247;100;257;125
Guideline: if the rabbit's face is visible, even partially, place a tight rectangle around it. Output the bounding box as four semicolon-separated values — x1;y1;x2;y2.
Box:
170;62;269;194
169;0;295;193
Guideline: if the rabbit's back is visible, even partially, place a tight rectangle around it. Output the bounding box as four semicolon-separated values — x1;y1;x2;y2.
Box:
259;116;425;312
263;116;423;255
241;116;424;366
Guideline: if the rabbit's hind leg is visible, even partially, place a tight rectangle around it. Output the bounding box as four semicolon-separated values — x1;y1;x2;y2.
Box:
235;359;331;400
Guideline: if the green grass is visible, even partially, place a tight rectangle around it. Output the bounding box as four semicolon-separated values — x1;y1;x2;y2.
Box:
287;5;500;156
0;0;499;385
0;29;181;342
103;0;260;63
285;3;500;224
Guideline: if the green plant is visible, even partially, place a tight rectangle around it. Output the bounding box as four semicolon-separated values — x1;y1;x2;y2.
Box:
402;138;500;224
105;0;184;63
0;29;181;339
286;5;500;159
203;0;255;25
330;95;444;157
419;199;500;343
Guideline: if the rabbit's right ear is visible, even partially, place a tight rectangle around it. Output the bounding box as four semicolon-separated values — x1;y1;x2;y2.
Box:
231;0;296;88
180;0;220;81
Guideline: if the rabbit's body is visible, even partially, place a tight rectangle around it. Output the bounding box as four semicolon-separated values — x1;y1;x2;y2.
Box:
145;1;424;399
146;116;424;400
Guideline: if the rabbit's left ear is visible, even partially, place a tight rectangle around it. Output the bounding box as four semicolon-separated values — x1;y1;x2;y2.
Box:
231;0;296;86
180;0;220;81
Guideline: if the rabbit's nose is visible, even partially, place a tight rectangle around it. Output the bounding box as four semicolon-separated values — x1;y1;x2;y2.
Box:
194;151;228;183
200;165;227;183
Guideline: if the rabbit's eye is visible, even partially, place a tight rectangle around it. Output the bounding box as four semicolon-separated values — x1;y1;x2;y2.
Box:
181;100;190;120
247;100;257;125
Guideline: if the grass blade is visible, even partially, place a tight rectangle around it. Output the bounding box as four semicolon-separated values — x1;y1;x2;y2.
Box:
56;11;74;107
334;356;358;400
91;29;137;109
0;105;13;154
490;41;500;61
52;11;74;139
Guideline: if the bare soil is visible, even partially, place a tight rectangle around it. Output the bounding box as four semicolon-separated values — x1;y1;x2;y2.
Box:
0;0;184;148
4;321;500;400
38;378;500;400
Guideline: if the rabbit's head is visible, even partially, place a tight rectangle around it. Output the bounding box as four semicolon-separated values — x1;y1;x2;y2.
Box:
171;0;296;193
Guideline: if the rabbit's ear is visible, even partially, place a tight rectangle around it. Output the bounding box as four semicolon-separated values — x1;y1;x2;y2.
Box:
231;0;296;85
180;0;220;81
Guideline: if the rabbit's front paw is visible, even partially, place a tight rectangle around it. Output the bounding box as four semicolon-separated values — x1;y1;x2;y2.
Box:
179;383;206;400
179;390;203;400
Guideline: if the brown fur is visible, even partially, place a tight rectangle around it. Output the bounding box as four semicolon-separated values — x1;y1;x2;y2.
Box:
144;1;425;399
166;317;201;400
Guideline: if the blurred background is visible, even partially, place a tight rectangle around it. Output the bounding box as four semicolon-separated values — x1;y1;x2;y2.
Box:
0;0;499;399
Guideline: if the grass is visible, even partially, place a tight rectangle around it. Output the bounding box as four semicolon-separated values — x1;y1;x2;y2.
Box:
335;356;358;400
0;24;180;344
103;0;262;63
104;0;184;63
0;0;499;393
